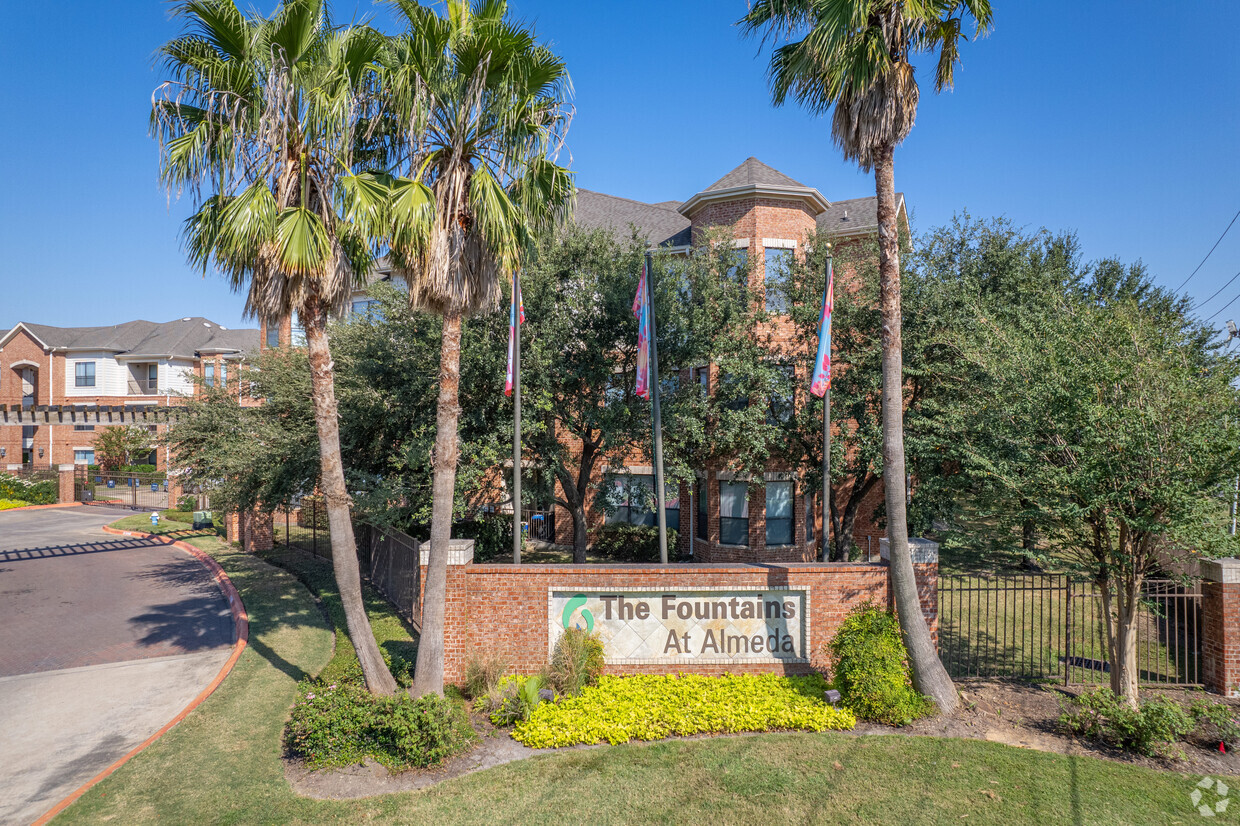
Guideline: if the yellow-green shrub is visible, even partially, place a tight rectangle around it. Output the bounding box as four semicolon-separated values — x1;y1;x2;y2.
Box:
512;673;855;748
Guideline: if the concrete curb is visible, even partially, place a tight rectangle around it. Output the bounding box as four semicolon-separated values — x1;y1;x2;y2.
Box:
1;502;84;513
31;525;249;826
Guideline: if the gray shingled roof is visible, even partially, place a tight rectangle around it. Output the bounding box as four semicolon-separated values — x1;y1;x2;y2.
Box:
702;157;810;192
816;194;905;236
13;317;259;359
574;189;691;247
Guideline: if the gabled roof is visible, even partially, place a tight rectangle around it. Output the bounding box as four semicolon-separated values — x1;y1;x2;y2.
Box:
574;189;692;248
702;157;810;192
816;194;907;238
0;317;259;359
678;157;831;219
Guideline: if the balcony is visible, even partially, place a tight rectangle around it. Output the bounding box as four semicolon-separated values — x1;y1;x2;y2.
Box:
127;378;160;395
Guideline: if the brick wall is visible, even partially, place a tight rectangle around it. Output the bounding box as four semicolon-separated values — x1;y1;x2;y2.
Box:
429;557;938;686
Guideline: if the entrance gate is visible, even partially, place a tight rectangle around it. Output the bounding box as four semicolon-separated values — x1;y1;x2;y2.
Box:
76;467;170;511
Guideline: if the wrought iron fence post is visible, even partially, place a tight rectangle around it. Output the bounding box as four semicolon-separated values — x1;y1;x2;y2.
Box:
1064;578;1073;687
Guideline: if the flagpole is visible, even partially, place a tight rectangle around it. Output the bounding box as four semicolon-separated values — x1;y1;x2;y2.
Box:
646;252;669;564
821;248;832;563
512;270;522;564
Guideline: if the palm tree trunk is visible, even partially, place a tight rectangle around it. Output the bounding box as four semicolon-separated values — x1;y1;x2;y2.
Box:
874;142;958;715
303;307;398;696
412;309;464;697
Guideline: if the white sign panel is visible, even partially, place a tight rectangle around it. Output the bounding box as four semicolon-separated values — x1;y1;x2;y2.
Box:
549;589;808;664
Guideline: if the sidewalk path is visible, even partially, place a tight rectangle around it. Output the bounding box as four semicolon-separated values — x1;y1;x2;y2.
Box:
0;507;234;825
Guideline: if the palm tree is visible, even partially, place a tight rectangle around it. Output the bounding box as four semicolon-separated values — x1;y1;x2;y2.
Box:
373;0;573;697
152;0;400;694
741;0;994;715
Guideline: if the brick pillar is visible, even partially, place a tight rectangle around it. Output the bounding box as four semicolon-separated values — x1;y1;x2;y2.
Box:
57;464;76;504
224;512;242;545
880;538;940;645
1201;558;1240;697
417;539;475;686
246;510;274;552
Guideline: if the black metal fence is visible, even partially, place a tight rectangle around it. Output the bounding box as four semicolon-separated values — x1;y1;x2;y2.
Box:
938;573;1201;687
360;523;422;630
77;469;170;511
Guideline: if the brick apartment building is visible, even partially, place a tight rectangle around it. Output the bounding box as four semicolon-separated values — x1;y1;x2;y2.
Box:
567;157;907;563
0;318;258;469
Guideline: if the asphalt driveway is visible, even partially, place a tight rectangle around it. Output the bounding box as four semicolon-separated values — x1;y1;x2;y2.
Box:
0;506;236;825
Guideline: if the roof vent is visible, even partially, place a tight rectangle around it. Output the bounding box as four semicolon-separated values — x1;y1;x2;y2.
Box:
219;325;228;330
203;322;211;327
182;317;191;321
842;209;849;220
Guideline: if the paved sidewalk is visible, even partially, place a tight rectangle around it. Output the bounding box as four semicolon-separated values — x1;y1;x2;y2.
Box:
0;507;235;825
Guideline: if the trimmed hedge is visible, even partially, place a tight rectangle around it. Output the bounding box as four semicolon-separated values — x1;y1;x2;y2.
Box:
827;603;935;726
591;523;682;562
286;681;477;771
512;673;855;747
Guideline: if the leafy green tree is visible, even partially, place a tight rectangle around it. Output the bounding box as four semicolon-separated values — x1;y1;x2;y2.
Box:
94;425;155;471
781;238;886;561
959;291;1239;706
152;0;398;693
518;225;650;562
341;0;574;696
742;0;994;713
164;351;319;513
657;232;798;487
330;283;509;526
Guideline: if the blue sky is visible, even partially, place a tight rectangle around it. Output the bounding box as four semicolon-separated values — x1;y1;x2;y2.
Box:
2;1;1237;334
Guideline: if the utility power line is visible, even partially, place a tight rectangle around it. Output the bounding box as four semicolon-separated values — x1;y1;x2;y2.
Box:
1177;206;1240;292
1194;268;1240;310
1204;291;1240;323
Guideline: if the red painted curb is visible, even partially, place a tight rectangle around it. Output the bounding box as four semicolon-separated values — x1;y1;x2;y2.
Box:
31;525;250;826
1;502;84;513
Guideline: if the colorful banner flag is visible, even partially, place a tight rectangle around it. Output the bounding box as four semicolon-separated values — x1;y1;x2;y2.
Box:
633;260;650;399
505;271;525;397
809;258;834;397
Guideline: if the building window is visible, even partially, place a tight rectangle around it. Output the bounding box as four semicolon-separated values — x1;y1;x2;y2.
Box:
806;492;815;542
74;424;95;431
351;299;381;320
719;481;749;546
665;485;680;532
74;449;94;464
147;364;158;393
204;363;215;388
766;481;793;546
696;477;707;540
660;371;680;399
75;362;96;387
718;372;748;411
266;324;280;348
767;364;795;425
605;474;653;526
727;248;748;285
220;361;228;386
291;312;307;347
694;366;709;395
764;247;792;314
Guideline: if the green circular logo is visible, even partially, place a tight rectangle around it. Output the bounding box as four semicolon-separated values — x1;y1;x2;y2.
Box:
561;593;594;633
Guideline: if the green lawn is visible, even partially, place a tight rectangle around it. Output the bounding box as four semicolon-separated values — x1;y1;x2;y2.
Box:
56;524;1232;825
